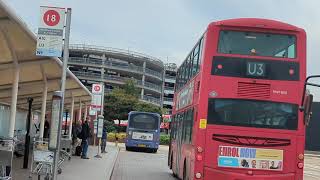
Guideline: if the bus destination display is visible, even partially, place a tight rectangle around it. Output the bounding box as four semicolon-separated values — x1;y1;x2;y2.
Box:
246;62;266;77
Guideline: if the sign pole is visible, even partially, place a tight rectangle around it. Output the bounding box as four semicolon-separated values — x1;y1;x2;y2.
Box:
95;115;103;158
93;113;97;147
91;83;103;154
52;8;71;180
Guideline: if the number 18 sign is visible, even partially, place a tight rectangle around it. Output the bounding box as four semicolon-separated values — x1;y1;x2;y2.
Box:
36;6;65;57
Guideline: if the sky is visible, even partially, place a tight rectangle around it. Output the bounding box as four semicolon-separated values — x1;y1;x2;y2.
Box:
3;0;320;76
4;0;320;101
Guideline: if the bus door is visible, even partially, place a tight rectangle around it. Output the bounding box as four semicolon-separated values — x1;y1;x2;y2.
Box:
168;115;175;167
175;113;184;175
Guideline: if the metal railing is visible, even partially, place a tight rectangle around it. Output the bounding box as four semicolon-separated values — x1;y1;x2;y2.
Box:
163;97;174;102
104;60;145;74
69;44;164;66
83;85;161;106
145;68;163;79
165;75;176;80
68;57;163;79
142;95;161;105
165;63;178;71
72;71;162;93
164;86;175;91
138;81;162;92
73;71;101;79
69;57;102;65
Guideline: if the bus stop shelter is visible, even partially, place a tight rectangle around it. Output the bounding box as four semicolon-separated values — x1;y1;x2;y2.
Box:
0;2;92;139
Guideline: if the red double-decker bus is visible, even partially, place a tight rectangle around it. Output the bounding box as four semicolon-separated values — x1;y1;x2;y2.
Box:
169;18;308;180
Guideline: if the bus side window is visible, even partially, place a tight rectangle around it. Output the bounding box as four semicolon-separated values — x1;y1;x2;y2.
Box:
180;113;184;141
189;109;194;144
172;115;176;140
182;111;186;143
175;114;180;139
186;109;191;144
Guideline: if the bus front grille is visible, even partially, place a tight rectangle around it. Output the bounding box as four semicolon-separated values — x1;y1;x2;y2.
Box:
237;82;270;99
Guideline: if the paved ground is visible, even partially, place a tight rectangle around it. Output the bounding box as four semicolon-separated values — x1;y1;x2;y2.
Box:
12;143;119;180
111;144;175;180
304;154;320;180
111;144;320;180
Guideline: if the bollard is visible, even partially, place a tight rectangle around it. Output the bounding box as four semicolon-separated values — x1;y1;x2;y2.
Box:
115;134;118;147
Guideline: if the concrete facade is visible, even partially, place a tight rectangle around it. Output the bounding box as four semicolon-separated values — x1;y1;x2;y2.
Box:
163;63;177;114
68;44;165;107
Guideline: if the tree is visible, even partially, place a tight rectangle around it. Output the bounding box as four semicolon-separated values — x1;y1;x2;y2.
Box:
123;79;140;98
133;101;162;115
104;80;163;131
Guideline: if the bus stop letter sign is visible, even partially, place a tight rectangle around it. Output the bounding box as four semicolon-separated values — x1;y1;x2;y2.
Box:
199;119;207;129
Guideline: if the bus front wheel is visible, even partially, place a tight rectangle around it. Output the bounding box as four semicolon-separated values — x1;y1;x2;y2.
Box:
183;161;189;180
152;148;158;153
170;154;173;169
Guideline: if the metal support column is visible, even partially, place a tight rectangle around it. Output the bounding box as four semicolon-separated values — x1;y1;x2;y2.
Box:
9;67;19;138
64;111;69;135
23;97;33;169
39;81;48;138
84;103;88;121
68;96;75;139
52;8;72;180
140;61;146;100
101;66;105;116
78;99;82;122
161;68;165;107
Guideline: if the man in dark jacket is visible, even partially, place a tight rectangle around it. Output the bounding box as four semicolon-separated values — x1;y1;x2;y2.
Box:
101;126;107;153
80;121;91;159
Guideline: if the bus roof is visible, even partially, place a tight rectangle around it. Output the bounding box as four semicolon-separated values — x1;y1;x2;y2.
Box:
210;18;304;32
128;111;160;116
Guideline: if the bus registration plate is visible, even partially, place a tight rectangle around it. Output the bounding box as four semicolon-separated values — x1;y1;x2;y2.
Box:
138;144;146;147
132;132;153;141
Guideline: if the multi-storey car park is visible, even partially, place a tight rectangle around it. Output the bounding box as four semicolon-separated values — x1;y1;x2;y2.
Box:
67;44;165;107
163;63;177;113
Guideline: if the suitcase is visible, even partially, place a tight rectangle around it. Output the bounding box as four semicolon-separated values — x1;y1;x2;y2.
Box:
75;146;82;156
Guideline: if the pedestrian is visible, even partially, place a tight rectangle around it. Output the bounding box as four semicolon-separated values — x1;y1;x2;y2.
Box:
101;126;107;153
43;119;50;139
79;120;91;159
72;121;82;156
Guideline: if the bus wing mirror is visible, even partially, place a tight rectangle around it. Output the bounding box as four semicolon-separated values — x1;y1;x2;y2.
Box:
300;75;320;125
303;94;313;125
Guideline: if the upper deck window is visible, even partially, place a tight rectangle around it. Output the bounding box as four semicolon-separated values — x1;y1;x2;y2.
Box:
218;30;296;59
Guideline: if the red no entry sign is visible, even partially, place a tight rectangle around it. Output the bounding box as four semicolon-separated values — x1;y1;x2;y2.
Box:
92;84;103;94
94;85;101;92
43;9;60;26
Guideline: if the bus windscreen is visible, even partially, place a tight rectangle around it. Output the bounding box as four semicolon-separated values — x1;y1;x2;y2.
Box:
207;99;298;130
218;30;296;58
129;113;159;130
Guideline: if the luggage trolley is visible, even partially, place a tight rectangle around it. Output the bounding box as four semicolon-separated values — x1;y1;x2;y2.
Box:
13;130;25;157
30;138;71;179
30;138;54;180
0;137;14;180
60;135;72;162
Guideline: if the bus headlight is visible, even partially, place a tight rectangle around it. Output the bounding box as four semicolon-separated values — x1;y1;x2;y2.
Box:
298;154;304;160
128;131;132;135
